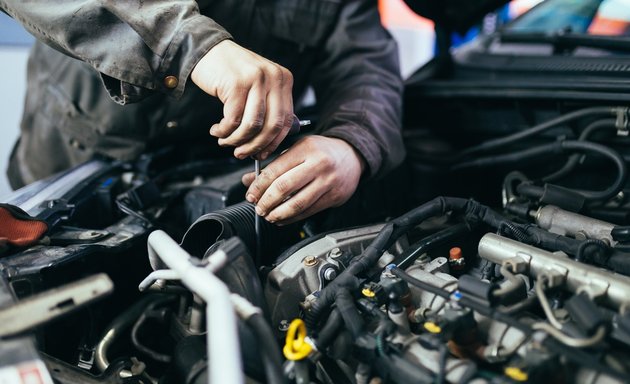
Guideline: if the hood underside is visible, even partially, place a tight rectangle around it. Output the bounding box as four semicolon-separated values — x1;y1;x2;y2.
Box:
402;0;512;33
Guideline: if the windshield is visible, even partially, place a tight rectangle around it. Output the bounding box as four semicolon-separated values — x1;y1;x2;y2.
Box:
508;0;630;36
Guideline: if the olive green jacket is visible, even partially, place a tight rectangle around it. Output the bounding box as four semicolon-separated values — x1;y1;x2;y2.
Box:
1;0;404;188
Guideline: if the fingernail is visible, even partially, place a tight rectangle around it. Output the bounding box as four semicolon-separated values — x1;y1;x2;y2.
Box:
210;127;218;136
261;151;270;160
246;194;256;203
255;206;265;216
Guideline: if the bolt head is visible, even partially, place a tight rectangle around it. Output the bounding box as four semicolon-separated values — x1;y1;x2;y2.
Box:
278;320;290;332
329;248;342;258
304;255;318;267
323;268;337;281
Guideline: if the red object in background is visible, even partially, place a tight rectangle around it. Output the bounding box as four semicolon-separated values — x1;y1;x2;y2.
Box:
590;17;630;36
378;0;433;29
0;204;48;248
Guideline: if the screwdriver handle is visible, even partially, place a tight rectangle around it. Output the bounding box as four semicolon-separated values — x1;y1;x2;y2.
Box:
290;115;311;136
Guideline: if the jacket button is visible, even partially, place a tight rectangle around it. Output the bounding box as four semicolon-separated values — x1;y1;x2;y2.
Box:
164;76;179;89
69;138;84;150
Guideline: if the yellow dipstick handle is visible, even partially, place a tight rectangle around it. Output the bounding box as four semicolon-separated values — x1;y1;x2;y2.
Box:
283;319;312;361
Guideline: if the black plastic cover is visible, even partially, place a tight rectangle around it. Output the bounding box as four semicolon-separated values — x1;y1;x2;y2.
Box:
565;293;606;335
402;0;511;33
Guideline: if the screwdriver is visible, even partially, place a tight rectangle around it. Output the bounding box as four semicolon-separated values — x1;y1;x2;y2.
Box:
254;116;311;265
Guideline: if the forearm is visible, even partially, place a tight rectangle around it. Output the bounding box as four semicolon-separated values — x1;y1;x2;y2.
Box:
0;0;232;103
312;0;404;179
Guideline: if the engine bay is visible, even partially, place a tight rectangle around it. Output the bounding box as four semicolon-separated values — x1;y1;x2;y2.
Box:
2;98;630;384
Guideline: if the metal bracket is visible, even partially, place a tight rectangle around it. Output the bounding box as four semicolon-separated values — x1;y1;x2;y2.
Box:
0;274;113;338
615;107;630;136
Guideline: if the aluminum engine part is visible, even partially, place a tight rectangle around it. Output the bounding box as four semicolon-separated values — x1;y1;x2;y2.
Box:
405;257;458;320
404;258;528;363
535;205;616;245
265;224;407;328
478;233;630;308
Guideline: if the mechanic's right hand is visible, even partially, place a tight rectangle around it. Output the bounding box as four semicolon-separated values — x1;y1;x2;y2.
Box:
191;40;295;160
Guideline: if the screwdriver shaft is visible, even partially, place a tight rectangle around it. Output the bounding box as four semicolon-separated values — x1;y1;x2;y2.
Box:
254;158;261;266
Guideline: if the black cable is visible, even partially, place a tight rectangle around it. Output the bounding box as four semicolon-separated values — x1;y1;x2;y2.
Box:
334;289;365;340
576;239;609;263
246;314;287;384
392;222;474;271
543;119;616;183
498;221;532;243
306;197;508;330
612;226;630;242
460;107;618;157
130;307;173;363
391;267;452;300
314;308;343;350
437;344;448;384
457;140;627;203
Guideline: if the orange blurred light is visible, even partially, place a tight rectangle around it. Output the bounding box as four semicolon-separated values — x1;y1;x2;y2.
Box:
379;0;433;30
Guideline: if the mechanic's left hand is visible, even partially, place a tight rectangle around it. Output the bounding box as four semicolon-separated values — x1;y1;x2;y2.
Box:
242;135;365;225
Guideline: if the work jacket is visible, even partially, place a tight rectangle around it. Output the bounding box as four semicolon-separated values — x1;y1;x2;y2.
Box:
1;0;404;188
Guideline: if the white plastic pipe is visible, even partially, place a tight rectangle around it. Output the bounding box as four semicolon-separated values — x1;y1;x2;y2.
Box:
137;269;181;291
147;230;244;384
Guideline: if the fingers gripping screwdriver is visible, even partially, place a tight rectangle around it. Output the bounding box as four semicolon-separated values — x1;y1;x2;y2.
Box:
254;116;311;265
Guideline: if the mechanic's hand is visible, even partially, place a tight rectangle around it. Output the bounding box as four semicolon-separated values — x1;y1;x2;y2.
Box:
242;136;366;225
191;40;294;159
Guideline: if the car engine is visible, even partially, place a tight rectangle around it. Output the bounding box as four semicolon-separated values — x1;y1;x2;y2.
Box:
4;1;630;381
2;101;630;384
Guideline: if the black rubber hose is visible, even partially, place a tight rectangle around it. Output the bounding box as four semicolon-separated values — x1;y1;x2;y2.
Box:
453;142;563;170
543;119;616;183
603;251;630;276
460;107;618;157
392;222;473;270
304;197;517;330
246;314;287;384
458;140;627;203
335;289;365;340
315;308;343;350
355;298;397;336
611;226;630;242
557;141;626;202
305;197;469;329
391;267;451;299
498;221;533;243
436;344;449;384
95;294;165;372
576;239;609;263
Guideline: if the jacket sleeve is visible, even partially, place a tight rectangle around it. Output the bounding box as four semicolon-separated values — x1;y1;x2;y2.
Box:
0;0;232;104
311;0;404;180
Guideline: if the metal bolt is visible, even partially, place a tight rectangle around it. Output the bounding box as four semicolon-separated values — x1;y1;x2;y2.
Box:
323;268;337;281
554;308;570;323
278;320;290;332
303;255;318;267
119;370;133;379
329;248;342;259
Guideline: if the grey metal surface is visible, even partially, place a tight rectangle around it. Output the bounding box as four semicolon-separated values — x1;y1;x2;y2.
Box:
265;223;401;327
535;205;616;245
478;233;630;309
